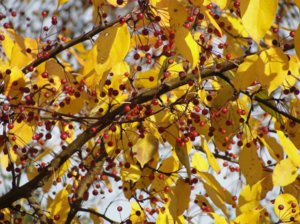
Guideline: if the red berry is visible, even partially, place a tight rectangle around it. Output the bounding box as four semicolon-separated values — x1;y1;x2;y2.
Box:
117;206;123;212
137;13;144;20
7;123;14;129
124;104;131;112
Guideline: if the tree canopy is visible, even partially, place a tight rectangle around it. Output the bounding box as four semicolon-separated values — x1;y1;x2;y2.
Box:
0;0;300;223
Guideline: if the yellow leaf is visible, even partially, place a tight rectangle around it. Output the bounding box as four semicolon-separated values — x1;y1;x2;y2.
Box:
204;182;228;216
175;141;192;178
9;121;34;147
277;131;300;167
238;181;262;214
210;213;229;224
83;24;130;89
169;178;191;218
272;158;298;187
258;48;289;93
232;210;261;224
48;187;71;223
259;135;284;161
274;194;300;223
282;55;300;87
133;134;158;168
175;27;200;69
199;172;234;204
201;137;221;173
135;69;159;89
240;0;278;42
3;66;25;97
1;29;14;59
59;93;88;115
121;164;141;183
239;144;263;185
157;209;173;223
41;59;66;90
233;54;260;90
130;202;145;223
191;152;209;172
159;153;180;173
234;48;289;93
168;0;187;29
211;85;234;110
0;29;37;67
295;24;300;59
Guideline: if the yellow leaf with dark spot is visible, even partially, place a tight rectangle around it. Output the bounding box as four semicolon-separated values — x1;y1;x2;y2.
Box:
239;144;263;185
130;202;145;223
273;158;298;187
168;0;187;29
3;66;25;98
259;135;283;161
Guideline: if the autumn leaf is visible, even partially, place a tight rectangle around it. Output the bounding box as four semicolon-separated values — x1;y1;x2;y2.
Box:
175;141;191;178
239;144;263;185
240;0;278;42
191;151;209;172
82;23;130;89
274;194;300;223
201;137;220;173
132;134;158;168
272;158;298;187
277;131;300;167
47;187;71;223
174;27;200;69
168;178;191;218
238;181;263;214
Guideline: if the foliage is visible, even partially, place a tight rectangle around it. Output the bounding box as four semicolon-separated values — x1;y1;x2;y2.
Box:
0;0;300;223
